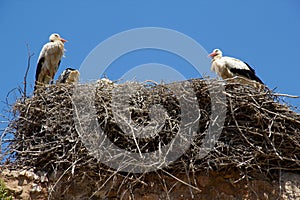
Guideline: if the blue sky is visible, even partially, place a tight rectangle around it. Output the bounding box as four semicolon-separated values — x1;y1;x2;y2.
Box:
0;0;299;122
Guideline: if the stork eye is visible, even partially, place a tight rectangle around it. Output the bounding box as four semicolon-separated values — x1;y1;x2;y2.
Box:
215;49;219;52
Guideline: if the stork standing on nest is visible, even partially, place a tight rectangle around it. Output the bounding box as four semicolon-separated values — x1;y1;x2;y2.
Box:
209;49;264;86
35;33;67;90
56;68;80;84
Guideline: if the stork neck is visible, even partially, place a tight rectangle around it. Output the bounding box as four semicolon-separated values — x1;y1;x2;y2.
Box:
211;55;222;62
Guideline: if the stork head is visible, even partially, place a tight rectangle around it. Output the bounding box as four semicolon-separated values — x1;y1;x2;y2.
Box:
49;33;68;43
209;49;222;58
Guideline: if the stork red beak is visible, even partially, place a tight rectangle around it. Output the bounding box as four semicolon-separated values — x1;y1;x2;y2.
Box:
60;37;68;43
208;52;216;58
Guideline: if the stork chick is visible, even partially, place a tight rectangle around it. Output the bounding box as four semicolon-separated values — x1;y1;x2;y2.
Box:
56;68;80;84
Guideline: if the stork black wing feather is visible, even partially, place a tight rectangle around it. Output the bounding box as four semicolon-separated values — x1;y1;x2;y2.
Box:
34;57;45;91
57;60;61;69
35;57;45;81
243;62;256;74
229;67;264;84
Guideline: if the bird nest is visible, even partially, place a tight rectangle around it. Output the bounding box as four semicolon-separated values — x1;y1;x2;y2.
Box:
2;78;300;198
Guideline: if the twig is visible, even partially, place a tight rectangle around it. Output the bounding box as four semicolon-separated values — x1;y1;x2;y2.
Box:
161;169;201;192
24;43;34;99
273;93;299;98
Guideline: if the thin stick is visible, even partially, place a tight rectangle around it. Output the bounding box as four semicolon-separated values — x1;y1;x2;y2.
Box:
161;169;201;192
24;43;34;99
273;93;299;98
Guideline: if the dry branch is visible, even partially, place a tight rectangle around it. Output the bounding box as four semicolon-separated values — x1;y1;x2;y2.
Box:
23;43;34;99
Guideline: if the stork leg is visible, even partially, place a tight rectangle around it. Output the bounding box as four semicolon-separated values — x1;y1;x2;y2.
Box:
44;75;52;85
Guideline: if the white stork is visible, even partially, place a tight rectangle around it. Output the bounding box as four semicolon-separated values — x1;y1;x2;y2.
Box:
56;68;80;84
209;49;264;86
35;33;67;90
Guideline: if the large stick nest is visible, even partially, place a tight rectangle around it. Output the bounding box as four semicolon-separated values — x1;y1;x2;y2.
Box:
3;78;300;197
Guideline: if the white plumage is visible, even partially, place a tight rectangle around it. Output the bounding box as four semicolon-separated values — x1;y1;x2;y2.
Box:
209;49;264;85
56;68;80;84
97;78;113;84
35;33;67;90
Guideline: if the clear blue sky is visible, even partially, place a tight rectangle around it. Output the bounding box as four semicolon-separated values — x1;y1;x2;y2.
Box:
0;0;299;121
